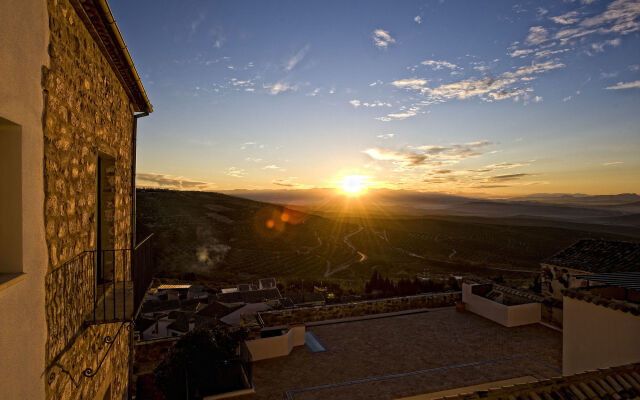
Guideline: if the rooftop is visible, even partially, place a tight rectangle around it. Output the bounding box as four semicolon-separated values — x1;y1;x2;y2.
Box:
241;308;561;400
423;362;640;400
544;239;640;273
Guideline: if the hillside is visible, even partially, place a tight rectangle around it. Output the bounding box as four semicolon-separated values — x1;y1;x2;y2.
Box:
136;189;640;289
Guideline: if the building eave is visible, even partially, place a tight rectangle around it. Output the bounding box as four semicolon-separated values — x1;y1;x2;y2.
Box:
70;0;152;113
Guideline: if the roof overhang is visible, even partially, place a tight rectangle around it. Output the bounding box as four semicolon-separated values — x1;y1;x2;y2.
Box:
70;0;152;113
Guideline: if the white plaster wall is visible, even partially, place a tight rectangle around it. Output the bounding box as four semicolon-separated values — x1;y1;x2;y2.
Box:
562;296;640;375
462;284;540;327
462;283;509;326
0;0;49;399
507;303;541;327
245;325;306;361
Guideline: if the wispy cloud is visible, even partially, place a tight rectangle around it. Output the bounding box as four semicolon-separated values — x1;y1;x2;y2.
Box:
421;60;460;70
224;167;247;178
391;78;428;90
509;49;535;58
285;44;310;71
603;161;625;166
262;164;285;171
272;178;308;188
526;26;549;45
414;15;422;24
137;172;215;191
264;81;297;95
373;29;396;48
377;133;395;139
363;148;427;166
591;38;621;52
364;141;493;168
551;11;580;25
487;173;534;182
605;80;640;90
349;99;361;107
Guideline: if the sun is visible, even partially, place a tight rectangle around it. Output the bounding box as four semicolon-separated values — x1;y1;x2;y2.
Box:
341;175;367;196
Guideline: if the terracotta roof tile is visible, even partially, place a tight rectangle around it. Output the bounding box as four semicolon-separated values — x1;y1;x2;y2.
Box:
545;239;640;273
429;363;640;400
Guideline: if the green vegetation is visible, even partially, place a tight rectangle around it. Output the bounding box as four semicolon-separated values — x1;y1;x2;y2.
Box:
137;189;639;290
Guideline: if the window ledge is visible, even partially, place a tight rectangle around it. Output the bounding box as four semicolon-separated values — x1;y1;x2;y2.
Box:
0;273;27;293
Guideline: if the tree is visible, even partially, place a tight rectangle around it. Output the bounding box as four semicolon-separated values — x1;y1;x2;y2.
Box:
153;326;248;400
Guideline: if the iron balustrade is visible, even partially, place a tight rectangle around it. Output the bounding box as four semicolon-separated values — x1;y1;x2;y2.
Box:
45;234;154;366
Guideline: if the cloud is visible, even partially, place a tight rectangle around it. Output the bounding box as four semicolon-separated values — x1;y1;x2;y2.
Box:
272;178;307;188
554;0;640;44
364;141;493;168
377;133;395;139
488;173;533;182
369;80;383;86
534;95;543;103
391;78;429;90
137;172;215;191
591;38;621;52
363;148;427;166
373;29;396;48
551;11;580;25
421;60;460;70
262;164;285;170
306;88;321;96
349;99;361;107
189;13;206;37
509;49;535;58
224;167;247;178
387;110;417;119
285;44;310;71
431;169;453;174
605;80;640;90
469;162;530;173
264;81;297;95
603;161;624;166
414;15;422;24
526;26;549;45
535;48;570;58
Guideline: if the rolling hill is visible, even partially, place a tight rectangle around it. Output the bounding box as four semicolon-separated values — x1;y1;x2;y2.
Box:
136;189;640;290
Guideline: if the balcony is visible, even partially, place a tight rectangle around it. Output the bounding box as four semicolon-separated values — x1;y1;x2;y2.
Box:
46;234;154;349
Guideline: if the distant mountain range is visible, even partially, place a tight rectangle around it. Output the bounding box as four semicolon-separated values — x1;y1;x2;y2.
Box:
220;189;640;227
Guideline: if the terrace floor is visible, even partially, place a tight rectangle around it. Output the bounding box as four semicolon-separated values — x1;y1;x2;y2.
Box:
240;307;562;400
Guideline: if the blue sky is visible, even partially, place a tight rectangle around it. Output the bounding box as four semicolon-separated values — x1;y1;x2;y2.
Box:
111;0;640;195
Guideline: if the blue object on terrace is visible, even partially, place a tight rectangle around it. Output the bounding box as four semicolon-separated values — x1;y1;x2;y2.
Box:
305;331;327;353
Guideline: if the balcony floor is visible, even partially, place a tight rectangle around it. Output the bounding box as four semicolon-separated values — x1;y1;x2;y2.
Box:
88;281;135;323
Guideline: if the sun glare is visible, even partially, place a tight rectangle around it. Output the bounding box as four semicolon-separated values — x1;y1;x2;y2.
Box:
341;175;367;196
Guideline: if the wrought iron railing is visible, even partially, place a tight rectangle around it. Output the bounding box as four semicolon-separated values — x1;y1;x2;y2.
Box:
45;234;154;365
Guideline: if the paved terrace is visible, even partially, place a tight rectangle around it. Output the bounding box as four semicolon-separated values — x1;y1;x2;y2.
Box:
240;308;561;400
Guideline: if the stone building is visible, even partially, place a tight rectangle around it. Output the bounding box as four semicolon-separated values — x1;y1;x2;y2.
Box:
0;0;153;399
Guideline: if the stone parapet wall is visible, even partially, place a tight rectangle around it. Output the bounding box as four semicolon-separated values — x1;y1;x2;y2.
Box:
259;292;461;327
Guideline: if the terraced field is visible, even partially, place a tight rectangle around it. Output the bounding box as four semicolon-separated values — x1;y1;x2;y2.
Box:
136;189;640;289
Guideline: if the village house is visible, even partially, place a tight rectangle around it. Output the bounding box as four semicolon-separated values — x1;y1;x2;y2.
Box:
0;0;153;399
540;239;640;327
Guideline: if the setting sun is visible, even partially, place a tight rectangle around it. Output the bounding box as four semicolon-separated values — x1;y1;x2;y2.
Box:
341;175;367;196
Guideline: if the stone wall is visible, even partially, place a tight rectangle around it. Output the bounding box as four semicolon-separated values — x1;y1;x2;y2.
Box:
259;292;461;327
43;0;135;398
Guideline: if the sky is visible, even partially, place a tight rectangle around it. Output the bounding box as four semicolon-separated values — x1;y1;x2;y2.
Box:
110;0;640;196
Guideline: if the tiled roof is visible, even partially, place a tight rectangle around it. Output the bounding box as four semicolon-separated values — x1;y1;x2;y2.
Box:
196;301;241;319
545;239;640;273
563;288;640;316
217;288;282;303
431;363;640;400
166;313;190;333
